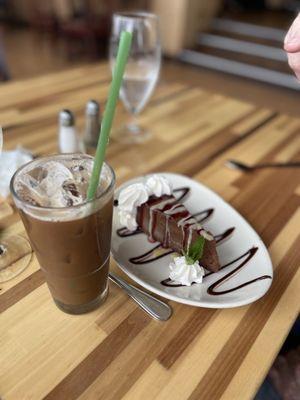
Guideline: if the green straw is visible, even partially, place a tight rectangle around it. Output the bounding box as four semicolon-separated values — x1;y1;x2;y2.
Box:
87;31;132;200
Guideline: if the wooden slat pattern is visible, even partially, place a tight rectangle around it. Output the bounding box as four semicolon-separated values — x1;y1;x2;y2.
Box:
0;63;299;400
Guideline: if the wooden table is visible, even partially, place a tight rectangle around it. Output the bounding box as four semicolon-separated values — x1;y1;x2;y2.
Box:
0;63;299;400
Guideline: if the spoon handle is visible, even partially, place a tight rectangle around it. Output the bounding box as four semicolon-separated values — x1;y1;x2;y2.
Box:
227;159;300;171
255;161;300;169
109;273;172;321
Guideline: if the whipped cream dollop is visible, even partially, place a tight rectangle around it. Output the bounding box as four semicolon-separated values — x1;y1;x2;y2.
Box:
118;175;172;231
118;210;139;231
118;183;149;231
146;175;172;197
169;256;205;286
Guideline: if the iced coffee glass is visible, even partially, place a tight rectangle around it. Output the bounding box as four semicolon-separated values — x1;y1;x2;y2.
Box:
10;153;115;314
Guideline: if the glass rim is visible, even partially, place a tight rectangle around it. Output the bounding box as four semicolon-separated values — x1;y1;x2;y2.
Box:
10;153;115;212
113;11;159;21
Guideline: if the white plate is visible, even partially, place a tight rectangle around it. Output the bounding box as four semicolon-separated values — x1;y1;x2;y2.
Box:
111;173;273;308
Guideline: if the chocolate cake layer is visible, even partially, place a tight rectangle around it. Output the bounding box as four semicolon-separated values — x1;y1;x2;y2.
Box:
136;195;220;272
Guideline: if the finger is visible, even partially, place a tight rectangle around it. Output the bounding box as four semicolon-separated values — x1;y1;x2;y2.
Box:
284;13;300;53
284;40;300;53
287;51;300;80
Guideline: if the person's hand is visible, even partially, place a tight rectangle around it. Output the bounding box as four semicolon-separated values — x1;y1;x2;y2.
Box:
284;13;300;80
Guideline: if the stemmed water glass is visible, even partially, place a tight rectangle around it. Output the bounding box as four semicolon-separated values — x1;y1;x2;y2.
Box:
109;12;161;143
0;127;32;283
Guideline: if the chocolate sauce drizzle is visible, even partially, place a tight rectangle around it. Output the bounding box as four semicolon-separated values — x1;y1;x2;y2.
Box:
207;247;272;295
173;186;190;203
116;184;271;296
214;227;235;244
192;208;214;223
117;227;142;238
161;247;271;294
129;244;174;265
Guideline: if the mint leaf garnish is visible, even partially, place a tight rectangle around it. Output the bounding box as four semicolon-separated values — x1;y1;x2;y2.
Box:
183;251;195;265
184;236;205;264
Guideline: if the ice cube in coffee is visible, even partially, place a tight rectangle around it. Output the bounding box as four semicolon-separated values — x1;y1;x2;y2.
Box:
10;154;115;314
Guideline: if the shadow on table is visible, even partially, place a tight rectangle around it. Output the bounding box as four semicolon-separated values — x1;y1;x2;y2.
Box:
255;318;300;400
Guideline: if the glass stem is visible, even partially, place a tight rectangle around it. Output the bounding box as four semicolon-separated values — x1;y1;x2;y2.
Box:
0;244;6;255
127;114;140;135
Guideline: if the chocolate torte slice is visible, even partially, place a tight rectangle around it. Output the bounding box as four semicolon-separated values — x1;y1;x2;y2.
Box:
136;194;220;272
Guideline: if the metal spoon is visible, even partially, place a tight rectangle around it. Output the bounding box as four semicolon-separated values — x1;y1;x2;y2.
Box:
109;273;172;321
226;159;300;172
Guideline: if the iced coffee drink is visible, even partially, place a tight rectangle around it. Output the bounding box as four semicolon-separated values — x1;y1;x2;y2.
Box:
10;154;115;314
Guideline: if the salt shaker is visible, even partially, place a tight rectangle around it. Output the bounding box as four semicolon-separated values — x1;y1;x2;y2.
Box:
58;109;81;153
84;100;101;148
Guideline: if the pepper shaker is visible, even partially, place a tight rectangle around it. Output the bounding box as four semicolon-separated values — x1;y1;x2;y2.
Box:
84;100;101;148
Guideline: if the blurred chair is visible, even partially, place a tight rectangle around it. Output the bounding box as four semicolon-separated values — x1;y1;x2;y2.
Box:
54;0;149;59
54;0;117;59
29;2;58;34
0;27;10;81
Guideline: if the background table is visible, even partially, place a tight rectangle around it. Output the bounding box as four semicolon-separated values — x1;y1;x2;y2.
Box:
0;63;299;400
